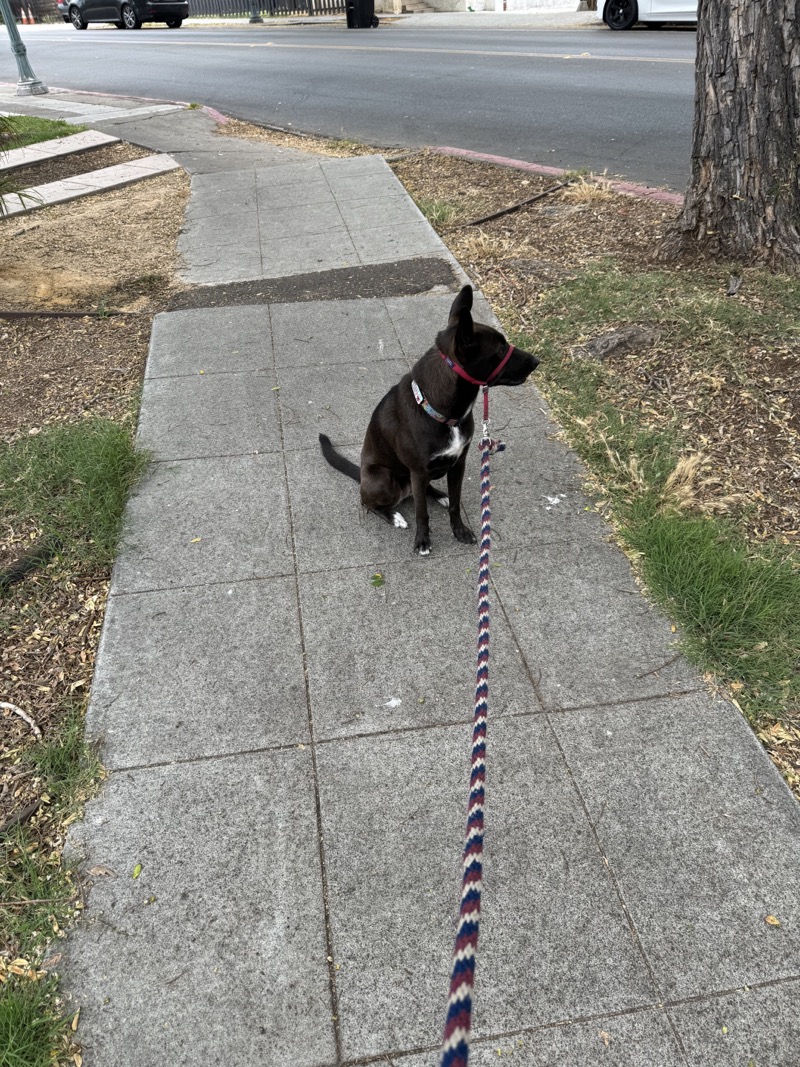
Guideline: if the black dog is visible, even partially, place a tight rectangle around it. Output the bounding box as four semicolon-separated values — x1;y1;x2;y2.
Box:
319;285;539;555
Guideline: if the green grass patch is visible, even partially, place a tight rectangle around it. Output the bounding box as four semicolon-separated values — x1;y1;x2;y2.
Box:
511;262;800;728
0;419;148;575
0;706;101;1066
0;976;65;1067
0;115;86;151
525;262;798;374
623;514;800;722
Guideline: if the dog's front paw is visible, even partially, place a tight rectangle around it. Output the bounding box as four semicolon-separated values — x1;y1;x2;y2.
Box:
452;522;477;545
414;536;432;556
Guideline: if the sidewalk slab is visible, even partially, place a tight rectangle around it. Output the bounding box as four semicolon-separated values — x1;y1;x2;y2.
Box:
671;980;800;1067
299;556;540;741
179;155;451;284
146;305;272;377
65;750;336;1067
87;578;309;768
490;540;699;709
111;453;292;594
316;717;656;1060
0;128;119;172
136;369;281;461
401;1011;684;1067
550;694;800;998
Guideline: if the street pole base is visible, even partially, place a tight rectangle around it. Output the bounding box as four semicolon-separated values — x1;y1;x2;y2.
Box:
17;79;49;96
249;14;264;21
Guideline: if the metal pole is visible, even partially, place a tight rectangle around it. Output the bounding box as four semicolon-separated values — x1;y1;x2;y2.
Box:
249;0;263;22
0;0;48;95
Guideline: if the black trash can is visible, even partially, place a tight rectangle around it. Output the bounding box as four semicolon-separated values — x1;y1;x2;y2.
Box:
346;0;377;28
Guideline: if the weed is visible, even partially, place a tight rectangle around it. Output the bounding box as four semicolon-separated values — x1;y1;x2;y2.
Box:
562;174;614;202
412;196;462;229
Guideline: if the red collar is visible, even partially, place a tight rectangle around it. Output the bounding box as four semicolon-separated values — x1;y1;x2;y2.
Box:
439;344;515;387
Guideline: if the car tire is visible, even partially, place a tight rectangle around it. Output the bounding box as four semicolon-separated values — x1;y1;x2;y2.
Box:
604;0;638;30
120;3;142;28
165;16;182;26
69;5;87;29
114;20;125;26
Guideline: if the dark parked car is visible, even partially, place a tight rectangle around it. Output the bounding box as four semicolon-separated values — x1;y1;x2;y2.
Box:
58;0;188;29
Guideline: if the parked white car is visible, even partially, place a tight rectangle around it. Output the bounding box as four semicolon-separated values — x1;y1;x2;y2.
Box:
599;0;697;30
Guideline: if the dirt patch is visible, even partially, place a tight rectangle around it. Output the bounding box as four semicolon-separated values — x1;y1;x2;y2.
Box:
0;315;150;443
393;151;672;276
0;168;190;311
8;140;153;189
216;116;388;157
1;156;190;842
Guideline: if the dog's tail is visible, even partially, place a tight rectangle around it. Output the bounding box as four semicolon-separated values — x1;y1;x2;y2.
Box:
319;433;360;483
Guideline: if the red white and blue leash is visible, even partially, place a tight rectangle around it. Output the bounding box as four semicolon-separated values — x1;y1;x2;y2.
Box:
440;384;505;1067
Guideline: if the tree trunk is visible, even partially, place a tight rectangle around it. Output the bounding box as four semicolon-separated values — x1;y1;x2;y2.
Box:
659;0;800;272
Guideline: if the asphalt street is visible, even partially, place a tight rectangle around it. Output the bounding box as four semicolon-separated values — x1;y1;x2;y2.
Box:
5;21;696;188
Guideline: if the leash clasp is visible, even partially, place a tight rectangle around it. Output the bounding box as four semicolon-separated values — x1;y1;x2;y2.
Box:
478;385;505;455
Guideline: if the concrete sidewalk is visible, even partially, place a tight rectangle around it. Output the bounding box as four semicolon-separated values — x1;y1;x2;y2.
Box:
4;91;799;1066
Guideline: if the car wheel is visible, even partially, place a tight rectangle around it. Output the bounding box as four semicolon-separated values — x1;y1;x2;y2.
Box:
165;16;182;26
605;0;638;30
69;5;87;29
120;3;142;28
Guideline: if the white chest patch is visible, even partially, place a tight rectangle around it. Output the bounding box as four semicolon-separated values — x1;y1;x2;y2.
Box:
433;426;468;462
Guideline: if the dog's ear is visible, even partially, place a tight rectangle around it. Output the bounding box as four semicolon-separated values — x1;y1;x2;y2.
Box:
446;285;475;354
448;285;473;321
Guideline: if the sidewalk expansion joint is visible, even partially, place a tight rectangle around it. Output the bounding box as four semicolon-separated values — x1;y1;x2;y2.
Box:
339;998;683;1067
270;309;344;1064
107;570;298;600
542;685;706;716
103;738;307;775
662;972;800;1010
144;367;272;381
541;710;685;1055
144;447;282;465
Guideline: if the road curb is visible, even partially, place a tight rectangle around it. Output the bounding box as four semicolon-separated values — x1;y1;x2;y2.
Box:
432;145;685;206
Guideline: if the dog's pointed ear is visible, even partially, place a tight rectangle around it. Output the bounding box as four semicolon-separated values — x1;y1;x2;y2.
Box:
446;285;475;354
448;285;473;322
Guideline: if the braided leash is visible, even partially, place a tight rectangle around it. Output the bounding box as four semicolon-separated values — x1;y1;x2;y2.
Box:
440;386;505;1067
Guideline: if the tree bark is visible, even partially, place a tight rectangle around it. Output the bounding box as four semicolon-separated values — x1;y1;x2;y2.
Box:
659;0;800;272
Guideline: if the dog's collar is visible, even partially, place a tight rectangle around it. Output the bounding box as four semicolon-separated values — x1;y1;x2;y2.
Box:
439;344;515;387
411;379;462;426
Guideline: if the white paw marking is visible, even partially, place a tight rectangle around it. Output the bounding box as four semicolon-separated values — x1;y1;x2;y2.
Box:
392;512;408;529
418;547;430;556
437;496;450;509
